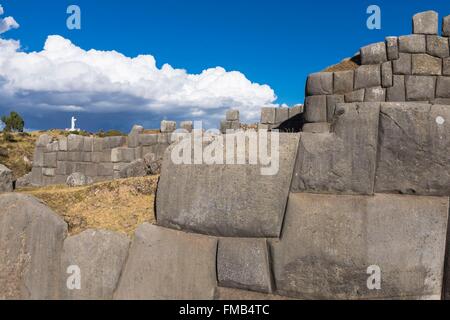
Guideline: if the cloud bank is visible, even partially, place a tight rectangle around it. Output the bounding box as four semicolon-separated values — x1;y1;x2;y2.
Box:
0;6;277;129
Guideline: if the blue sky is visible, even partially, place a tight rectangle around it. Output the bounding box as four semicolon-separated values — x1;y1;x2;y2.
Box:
0;0;449;131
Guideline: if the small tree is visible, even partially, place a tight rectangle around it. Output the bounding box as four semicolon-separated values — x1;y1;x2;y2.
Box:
1;111;25;133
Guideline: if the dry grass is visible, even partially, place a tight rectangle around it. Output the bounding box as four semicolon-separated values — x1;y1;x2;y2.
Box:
20;176;159;236
323;56;360;72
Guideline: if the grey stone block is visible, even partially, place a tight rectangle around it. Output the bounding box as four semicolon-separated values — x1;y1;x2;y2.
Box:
376;102;450;195
0;164;13;192
382;61;393;87
344;89;365;103
128;125;144;148
98;163;114;176
82;152;91;162
412;54;441;75
217;238;271;293
304;95;327;123
360;42;387;65
393;53;412;75
46;141;59;153
57;152;67;161
180;121;193;132
386;75;406;101
326;95;344;121
93;138;103;152
220;120;231;133
226;109;240;121
291;102;380;195
55;162;66;176
114;224;217;300
160;120;176;133
427;35;449;58
0;194;67;299
111;147;135;163
60;230;130;300
436;76;450;98
83;137;93;152
365;86;386;102
104;136;126;149
433;98;450;105
386;36;399;60
302;122;331;133
261;107;276;124
68;134;84;151
30;167;43;186
42;168;55;177
444;58;450;76
270;192;449;299
406;76;436;101
399;35;426;53
306;72;333;95
156;133;300;237
118;159;147;178
354;65;381;89
288;105;303;118
443;15;450;37
413;11;438;35
85;163;98;177
138;134;158;146
67;152;82;162
333;70;354;94
33;147;45;167
257;123;269;131
91;152;103;163
275;107;289;123
36;134;52;147
43;152;57;168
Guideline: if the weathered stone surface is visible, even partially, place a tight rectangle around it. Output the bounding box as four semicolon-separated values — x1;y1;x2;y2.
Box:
436;76;450;98
412;54;441;75
399;35;426;53
111;147;135;163
261;107;276;124
217;238;271;293
393;53;412;75
386;36;399;60
288;105;303;118
97;163;113;176
427;35;449;58
160;120;176;133
143;152;161;174
443;15;450;37
376;103;450;195
128;125;144;148
138;134;158;146
180;121;193;132
0;193;67;299
360;42;387;65
270;193;449;299
36;134;52;147
344;89;365;103
60;230;130;300
413;11;438;35
0;164;13;192
326;95;344;121
365;86;386;102
333;70;354;94
306;72;333;95
354;65;381;89
42;168;55;177
214;287;292;300
275;107;289;123
66;172;93;187
30;167;43;186
103;136;126;149
118;159;147;178
226;109;240;121
386;75;406;101
405;76;435;101
444;58;450;76
43;152;57;168
302;122;331;133
114;224;217;300
82;137;93;152
16;172;32;189
156;133;300;237
291;102;380;195
67;135;84;151
381;62;393;87
304;95;327;122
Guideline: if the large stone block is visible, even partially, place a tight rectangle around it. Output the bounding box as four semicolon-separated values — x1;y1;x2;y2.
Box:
436;76;450;98
386;75;406;101
302;122;331;133
114;224;217;300
344;89;365;103
127;125;144;148
111;147;135;163
226;109;240;121
412;54;441;75
375;102;450;195
365;86;386;102
354;65;381;89
360;42;387;65
103;136;126;149
30;167;43;186
160;120;176;133
138;133;158;146
33;147;45;167
0;194;67;299
261;107;276;124
0;164;13;192
291;102;380;195
444;58;450;76
385;36;399;60
393;53;412;75
381;61;393;87
306;72;333;96
326;95;344;121
36;134;51;147
333;70;354;94
275;107;289;123
304;95;327;123
427;35;449;58
217;238;272;293
288;105;303;118
180;121;193;132
67;135;84;151
413;11;438;35
98;163;114;176
405;76;436;101
60;230;130;300
270;193;449;299
156;132;300;237
43;152;57;168
82;137;93;152
443;15;450;37
399;35;426;53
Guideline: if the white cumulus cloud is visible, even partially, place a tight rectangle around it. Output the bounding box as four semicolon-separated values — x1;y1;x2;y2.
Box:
0;34;277;127
0;5;19;34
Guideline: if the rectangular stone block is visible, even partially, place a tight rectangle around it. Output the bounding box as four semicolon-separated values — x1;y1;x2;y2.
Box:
302;122;331;133
304;95;327;123
386;75;406;101
291;102;380;195
399;35;426;53
111;148;135;163
74;162;87;174
288;105;303;118
436;76;450;98
83;137;93;152
326;95;344;121
412;54;441;75
393;53;412;75
413;11;438;35
58;138;68;151
85;163;98;177
306;72;333;95
81;152;91;162
156;133;300;237
386;36;399;60
180;121;193;132
427;35;449;58
217;238;271;293
93;138;103;152
275;107;289;123
333;70;354;94
376;102;450;195
261;107;276;124
98;163;114;176
55;161;67;176
382;61;393;87
138;134;158;146
67;152;82;162
91;152;103;163
270;193;449;299
344;89;365;103
57;152;67;161
101;150;111;162
365;87;386;102
444;58;450;76
43;153;57;168
406;76;436;101
33;147;45;167
30;167;42;186
354;65;381;89
226;109;240;121
67;135;84;151
104;136;126;149
114;224;217;300
46;141;59;153
444;15;450;37
360;42;387;65
160;120;176;133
